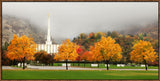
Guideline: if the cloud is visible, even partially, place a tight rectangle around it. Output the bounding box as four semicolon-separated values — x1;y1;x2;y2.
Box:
2;2;158;43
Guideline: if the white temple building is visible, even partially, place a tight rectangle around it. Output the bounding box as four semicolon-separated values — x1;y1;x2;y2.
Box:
36;14;60;54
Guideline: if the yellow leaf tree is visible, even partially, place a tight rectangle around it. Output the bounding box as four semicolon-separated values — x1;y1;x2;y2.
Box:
7;34;36;69
130;40;157;70
54;39;79;70
90;36;122;70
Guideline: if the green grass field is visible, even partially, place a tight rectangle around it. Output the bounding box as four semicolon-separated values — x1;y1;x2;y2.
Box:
2;70;158;80
52;63;158;69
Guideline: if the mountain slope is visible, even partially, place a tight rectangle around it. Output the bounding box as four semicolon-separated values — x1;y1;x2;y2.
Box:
2;15;55;45
119;22;158;39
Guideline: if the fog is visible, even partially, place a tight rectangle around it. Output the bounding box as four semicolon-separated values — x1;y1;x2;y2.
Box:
2;2;158;43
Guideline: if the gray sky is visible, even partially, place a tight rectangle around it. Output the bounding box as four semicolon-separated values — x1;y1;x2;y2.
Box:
2;2;158;43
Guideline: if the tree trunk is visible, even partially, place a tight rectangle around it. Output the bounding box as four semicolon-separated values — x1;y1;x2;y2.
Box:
20;62;22;67
106;63;109;70
106;61;109;70
12;60;13;65
66;59;68;70
52;62;53;66
78;61;80;66
23;57;25;70
13;59;15;65
144;60;148;71
98;62;99;68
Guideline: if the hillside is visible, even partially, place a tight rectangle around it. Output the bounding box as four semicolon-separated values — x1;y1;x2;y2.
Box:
2;15;55;45
119;22;158;39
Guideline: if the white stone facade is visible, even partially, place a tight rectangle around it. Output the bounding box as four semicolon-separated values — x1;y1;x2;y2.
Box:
36;14;61;54
36;44;60;54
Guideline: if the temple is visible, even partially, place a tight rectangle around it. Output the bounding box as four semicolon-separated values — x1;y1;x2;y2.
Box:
36;14;60;54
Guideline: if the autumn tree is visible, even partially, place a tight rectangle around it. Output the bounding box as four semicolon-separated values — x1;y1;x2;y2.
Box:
115;35;139;64
7;34;36;69
54;39;79;70
34;51;54;65
76;46;83;66
90;36;122;70
81;51;90;61
130;40;157;70
81;51;93;67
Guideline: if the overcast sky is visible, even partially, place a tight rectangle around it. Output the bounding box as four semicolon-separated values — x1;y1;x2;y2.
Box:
2;2;158;43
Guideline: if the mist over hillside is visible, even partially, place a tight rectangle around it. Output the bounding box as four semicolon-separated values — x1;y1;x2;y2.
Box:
2;15;158;45
2;15;56;45
119;21;158;39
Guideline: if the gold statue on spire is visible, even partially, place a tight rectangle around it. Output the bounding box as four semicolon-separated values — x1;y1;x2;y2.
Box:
48;13;50;17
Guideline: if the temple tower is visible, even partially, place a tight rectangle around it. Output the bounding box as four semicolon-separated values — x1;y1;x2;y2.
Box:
37;13;60;54
46;13;52;45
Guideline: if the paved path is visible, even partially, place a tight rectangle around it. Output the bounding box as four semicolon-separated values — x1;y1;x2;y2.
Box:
27;65;99;70
2;66;20;69
2;66;158;71
27;65;158;71
109;69;158;71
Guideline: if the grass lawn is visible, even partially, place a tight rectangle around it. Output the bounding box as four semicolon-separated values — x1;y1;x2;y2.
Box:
53;63;158;69
2;70;158;80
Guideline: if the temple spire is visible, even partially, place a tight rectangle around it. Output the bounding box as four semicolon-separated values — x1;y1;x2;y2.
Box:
46;13;52;45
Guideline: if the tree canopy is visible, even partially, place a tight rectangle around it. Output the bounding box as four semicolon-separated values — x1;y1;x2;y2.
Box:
130;40;157;63
7;34;36;61
90;36;122;62
54;39;79;61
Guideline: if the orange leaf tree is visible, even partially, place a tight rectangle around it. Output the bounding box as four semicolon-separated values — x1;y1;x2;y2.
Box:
130;40;157;70
90;36;122;70
7;34;36;69
81;51;94;67
54;39;79;70
81;51;92;61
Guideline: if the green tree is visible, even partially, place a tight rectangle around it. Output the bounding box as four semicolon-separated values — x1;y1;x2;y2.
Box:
111;31;119;38
107;31;112;37
138;33;144;40
79;33;87;39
